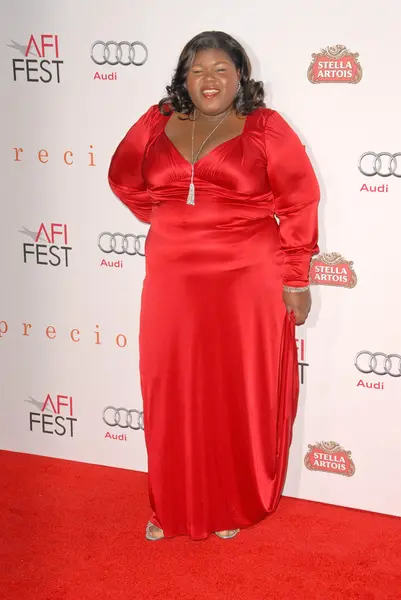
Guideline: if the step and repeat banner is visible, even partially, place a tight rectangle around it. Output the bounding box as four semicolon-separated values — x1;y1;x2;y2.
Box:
0;0;400;517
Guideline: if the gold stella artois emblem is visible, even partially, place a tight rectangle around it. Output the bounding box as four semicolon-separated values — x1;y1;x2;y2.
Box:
304;441;356;477
309;252;357;288
307;45;363;84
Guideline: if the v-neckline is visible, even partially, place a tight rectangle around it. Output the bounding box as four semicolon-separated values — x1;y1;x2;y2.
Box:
163;112;249;166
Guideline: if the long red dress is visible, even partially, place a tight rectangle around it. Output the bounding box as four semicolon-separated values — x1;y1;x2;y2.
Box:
109;105;319;540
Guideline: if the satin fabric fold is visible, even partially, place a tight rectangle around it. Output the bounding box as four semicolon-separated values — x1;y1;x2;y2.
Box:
109;106;319;539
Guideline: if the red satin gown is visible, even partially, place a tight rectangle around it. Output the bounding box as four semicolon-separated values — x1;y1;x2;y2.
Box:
109;105;319;540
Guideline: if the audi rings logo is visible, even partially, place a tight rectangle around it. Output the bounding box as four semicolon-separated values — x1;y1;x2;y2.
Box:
103;406;144;430
355;351;401;377
358;152;401;178
91;41;148;66
98;232;146;256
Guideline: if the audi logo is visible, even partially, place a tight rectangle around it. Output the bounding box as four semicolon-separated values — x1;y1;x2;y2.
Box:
354;351;401;377
91;41;148;66
103;406;144;430
98;232;146;256
358;152;401;178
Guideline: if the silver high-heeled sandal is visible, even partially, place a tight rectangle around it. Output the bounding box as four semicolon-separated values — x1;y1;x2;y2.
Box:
145;521;165;541
215;529;240;539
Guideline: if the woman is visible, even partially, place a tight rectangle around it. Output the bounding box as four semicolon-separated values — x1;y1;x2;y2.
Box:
108;31;319;541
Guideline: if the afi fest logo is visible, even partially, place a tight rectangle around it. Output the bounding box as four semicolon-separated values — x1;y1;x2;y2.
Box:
307;45;362;84
358;152;401;194
309;252;357;288
296;337;308;384
91;40;148;81
355;350;401;391
21;223;72;267
9;34;63;83
304;441;355;476
27;393;77;437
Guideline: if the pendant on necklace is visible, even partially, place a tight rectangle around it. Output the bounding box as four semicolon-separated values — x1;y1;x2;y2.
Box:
186;108;230;207
186;182;195;206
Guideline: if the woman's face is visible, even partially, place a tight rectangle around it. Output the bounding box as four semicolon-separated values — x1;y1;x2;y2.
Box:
186;48;239;116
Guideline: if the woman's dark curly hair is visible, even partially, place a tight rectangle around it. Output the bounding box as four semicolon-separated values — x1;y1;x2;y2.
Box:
158;31;265;116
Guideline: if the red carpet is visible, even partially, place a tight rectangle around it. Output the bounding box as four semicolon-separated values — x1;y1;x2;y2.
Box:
0;451;400;600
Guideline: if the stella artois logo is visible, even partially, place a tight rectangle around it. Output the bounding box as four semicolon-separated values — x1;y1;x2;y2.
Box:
304;441;355;477
307;45;362;84
309;252;357;288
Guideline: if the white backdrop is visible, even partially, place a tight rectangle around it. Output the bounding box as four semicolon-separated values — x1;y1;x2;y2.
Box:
1;0;400;517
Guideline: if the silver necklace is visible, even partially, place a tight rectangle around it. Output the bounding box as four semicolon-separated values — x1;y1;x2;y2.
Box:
186;109;231;206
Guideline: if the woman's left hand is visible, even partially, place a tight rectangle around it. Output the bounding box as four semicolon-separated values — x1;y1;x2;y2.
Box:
283;289;311;325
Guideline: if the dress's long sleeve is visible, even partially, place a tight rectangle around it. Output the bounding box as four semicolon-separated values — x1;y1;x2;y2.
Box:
108;105;159;223
265;111;320;287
